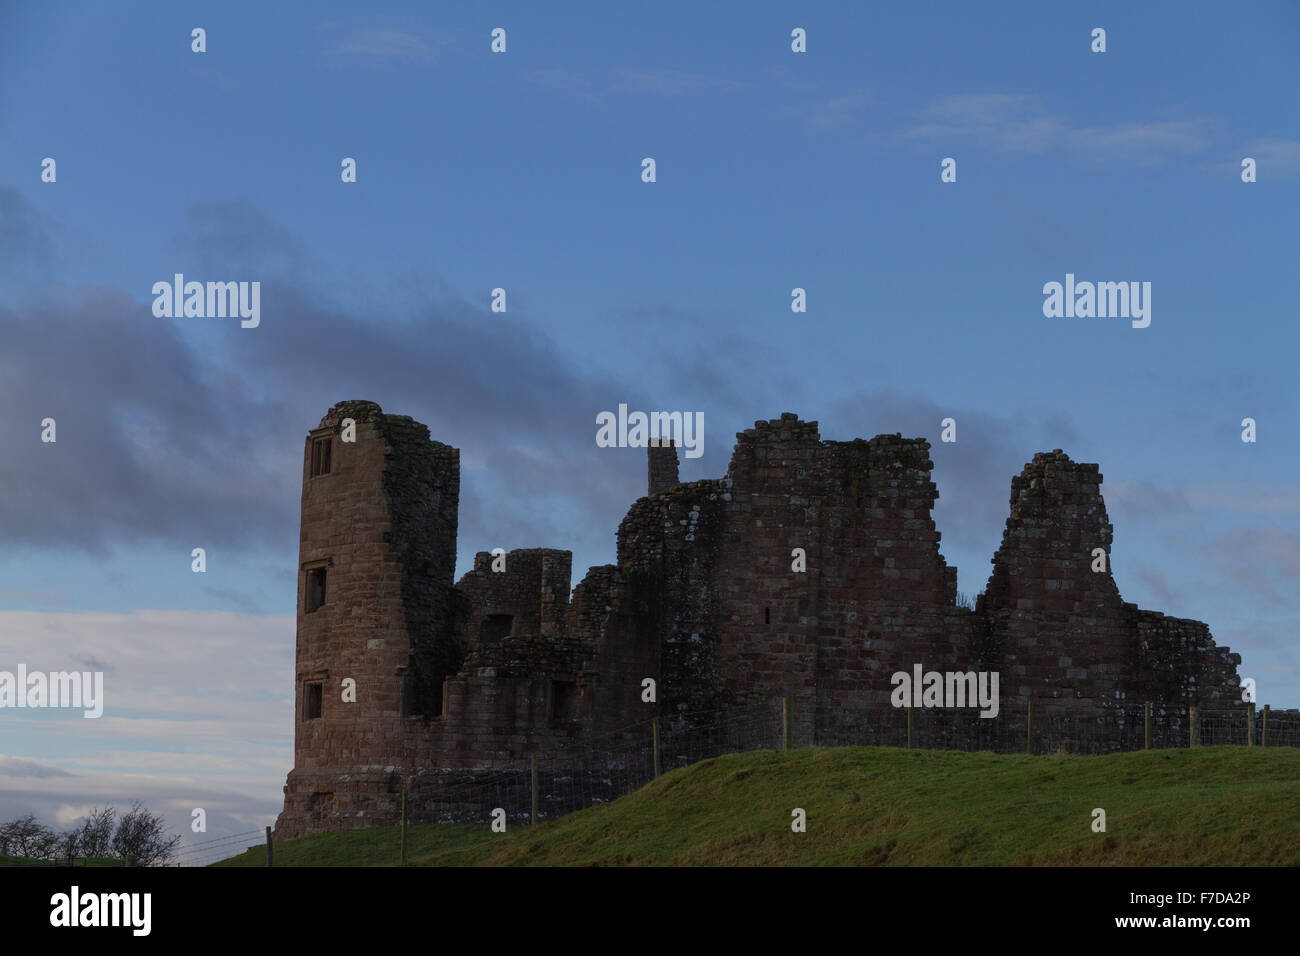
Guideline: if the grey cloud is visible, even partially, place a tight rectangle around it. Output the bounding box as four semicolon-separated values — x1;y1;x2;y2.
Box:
0;187;56;284
0;200;670;581
1136;565;1179;606
1205;527;1300;607
0;755;74;779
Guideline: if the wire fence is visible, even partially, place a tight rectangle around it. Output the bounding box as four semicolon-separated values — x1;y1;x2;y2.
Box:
195;697;1297;866
172;829;267;868
0;826;268;869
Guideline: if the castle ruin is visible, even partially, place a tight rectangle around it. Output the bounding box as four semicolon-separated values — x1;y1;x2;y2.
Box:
273;401;1248;839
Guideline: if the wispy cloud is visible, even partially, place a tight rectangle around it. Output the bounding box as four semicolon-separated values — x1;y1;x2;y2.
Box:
0;755;74;779
528;66;744;104
1238;138;1300;178
1108;481;1300;518
806;90;873;133
528;68;600;103
1135;565;1179;606
613;67;743;96
900;93;1213;166
328;27;441;64
1203;527;1300;607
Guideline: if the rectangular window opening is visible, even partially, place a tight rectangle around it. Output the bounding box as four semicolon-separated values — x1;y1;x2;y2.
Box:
550;681;578;723
310;437;332;477
304;682;323;720
306;567;327;613
480;613;513;643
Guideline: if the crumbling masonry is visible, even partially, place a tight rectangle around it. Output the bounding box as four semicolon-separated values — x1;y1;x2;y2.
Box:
274;401;1251;839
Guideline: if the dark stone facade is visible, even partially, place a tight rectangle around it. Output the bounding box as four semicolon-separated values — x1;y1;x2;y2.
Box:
274;402;1252;839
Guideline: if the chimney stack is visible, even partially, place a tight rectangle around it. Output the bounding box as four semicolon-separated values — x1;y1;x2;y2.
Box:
647;440;679;496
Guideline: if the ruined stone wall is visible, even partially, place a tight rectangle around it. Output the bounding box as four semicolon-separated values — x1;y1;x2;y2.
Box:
382;414;463;720
617;480;729;720
976;452;1131;717
615;415;970;743
277;404;1256;840
566;564;661;737
1131;609;1243;708
456;548;572;647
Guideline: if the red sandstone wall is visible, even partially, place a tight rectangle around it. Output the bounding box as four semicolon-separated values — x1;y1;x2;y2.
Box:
276;405;1252;840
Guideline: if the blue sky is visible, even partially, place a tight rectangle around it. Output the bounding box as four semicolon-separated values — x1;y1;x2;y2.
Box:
0;1;1297;846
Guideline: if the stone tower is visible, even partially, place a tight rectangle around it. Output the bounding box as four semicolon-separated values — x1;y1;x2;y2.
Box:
281;401;462;824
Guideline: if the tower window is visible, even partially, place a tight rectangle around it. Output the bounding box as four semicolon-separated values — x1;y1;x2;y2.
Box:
480;614;513;643
764;607;771;625
306;567;327;613
304;682;323;720
310;437;332;477
550;681;578;722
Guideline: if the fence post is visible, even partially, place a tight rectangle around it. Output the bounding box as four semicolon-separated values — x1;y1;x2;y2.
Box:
1247;703;1256;747
1262;704;1270;747
530;754;539;825
652;717;661;778
906;704;913;750
1025;698;1033;755
781;697;789;752
399;786;407;865
265;826;273;868
1189;705;1199;748
1144;702;1151;750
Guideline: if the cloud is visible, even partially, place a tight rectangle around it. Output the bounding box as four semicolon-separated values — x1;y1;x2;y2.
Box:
0;610;293;852
899;93;1213;166
614;68;744;96
1135;565;1179;606
806;90;873;133
527;66;744;107
0;286;296;553
1067;119;1211;166
1107;481;1300;519
330;27;439;63
1204;527;1300;607
0;755;74;779
528;69;601;103
0;187;56;285
1238;138;1300;178
0;198;677;579
0;587;70;607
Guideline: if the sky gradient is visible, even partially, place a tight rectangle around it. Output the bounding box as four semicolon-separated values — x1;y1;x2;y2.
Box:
0;1;1297;853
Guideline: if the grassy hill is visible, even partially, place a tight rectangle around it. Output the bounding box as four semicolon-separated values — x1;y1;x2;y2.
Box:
215;745;1300;866
0;855;122;867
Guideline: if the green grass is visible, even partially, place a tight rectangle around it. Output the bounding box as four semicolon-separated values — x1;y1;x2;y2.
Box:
0;855;121;867
211;821;491;867
214;745;1300;866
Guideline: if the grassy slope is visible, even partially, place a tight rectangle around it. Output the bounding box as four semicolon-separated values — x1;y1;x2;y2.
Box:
212;822;491;867
0;856;121;867
216;746;1300;867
